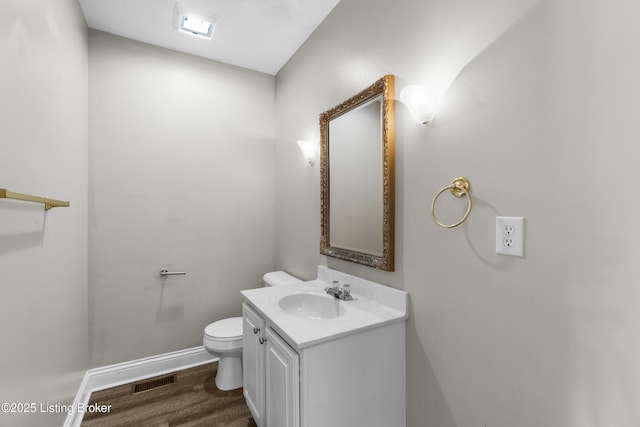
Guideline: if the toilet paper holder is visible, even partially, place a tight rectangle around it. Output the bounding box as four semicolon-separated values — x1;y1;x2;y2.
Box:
160;269;186;276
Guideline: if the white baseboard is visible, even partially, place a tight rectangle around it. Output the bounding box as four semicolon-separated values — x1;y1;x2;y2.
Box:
63;346;216;427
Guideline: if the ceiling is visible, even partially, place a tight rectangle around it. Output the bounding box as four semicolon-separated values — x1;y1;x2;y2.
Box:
79;0;341;75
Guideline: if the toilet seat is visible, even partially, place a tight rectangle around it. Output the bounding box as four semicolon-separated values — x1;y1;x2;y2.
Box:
204;317;242;342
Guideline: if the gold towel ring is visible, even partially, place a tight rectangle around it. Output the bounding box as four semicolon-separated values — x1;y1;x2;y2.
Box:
431;177;472;228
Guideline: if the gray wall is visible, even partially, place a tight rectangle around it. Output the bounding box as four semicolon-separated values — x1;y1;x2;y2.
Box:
0;0;89;426
276;0;640;426
88;31;277;366
3;0;640;426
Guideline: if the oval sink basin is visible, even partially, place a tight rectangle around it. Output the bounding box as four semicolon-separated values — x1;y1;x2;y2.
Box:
278;293;345;320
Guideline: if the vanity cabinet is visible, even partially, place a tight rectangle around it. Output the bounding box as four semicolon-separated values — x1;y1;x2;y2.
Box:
242;266;407;427
242;300;405;427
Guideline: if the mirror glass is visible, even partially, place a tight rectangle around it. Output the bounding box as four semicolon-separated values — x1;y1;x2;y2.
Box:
329;97;383;256
320;75;395;271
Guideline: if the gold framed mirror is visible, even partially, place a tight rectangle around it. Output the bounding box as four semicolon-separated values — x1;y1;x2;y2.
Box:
319;75;395;271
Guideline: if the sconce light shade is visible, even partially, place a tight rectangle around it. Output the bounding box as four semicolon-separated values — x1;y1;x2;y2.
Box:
297;140;318;165
400;84;439;125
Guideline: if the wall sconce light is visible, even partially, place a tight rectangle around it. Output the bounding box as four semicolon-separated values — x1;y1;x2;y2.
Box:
400;84;439;125
297;140;318;166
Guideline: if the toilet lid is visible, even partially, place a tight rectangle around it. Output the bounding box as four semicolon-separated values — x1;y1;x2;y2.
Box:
204;317;243;340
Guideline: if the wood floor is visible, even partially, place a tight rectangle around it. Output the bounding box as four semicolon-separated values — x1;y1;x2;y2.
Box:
81;362;257;427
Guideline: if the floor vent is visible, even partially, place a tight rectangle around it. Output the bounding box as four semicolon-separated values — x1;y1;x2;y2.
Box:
132;374;177;394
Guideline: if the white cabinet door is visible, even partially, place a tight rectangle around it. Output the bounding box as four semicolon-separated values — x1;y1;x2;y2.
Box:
265;328;299;427
242;303;266;426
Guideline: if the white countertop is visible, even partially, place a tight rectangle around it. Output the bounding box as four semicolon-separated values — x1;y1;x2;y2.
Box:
241;267;408;349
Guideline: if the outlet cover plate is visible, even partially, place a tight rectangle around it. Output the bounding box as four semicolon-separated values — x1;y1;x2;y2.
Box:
496;216;524;257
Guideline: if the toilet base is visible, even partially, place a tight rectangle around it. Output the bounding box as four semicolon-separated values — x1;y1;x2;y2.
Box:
215;356;243;391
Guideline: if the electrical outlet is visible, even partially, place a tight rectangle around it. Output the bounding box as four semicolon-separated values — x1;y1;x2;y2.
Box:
496;216;524;257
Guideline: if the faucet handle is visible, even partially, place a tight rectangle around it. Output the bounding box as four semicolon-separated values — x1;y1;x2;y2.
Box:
325;280;338;292
341;284;353;300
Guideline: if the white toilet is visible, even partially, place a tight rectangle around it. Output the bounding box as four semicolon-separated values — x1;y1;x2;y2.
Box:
203;271;302;390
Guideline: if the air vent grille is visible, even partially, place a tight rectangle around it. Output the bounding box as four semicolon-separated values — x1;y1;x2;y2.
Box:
132;374;177;394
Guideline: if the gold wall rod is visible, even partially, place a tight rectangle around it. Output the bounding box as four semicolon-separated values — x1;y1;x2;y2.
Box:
0;188;70;211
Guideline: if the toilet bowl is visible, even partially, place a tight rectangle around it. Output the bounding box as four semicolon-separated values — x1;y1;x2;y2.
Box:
203;317;244;390
203;271;302;391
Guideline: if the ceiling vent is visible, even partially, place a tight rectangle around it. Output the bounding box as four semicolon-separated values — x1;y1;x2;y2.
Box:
173;3;219;40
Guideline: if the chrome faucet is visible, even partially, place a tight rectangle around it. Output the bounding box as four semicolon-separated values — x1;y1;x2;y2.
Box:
325;280;341;298
324;281;353;301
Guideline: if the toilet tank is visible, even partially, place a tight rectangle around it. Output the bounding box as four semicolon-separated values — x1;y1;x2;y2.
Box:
262;271;302;287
